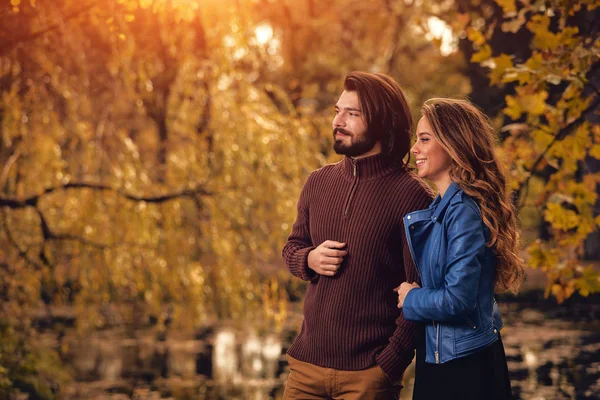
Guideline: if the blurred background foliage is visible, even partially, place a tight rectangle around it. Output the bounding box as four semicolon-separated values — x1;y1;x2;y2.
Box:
0;0;598;398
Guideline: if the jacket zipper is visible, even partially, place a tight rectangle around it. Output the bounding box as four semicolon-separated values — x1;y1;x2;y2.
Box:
404;211;422;281
343;159;358;216
430;217;440;364
406;210;438;362
434;321;440;363
467;318;477;329
428;236;438;287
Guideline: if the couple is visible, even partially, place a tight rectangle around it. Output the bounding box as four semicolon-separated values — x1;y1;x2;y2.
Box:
281;71;524;400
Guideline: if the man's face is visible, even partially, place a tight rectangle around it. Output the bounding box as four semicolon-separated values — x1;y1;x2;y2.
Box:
332;90;377;157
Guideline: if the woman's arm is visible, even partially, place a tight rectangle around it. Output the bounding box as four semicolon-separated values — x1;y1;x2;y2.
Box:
401;202;486;322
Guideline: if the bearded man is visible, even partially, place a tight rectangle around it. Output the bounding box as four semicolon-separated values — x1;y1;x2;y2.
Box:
281;71;433;399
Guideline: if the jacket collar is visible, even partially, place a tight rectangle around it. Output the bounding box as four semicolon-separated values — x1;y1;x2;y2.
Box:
431;182;462;222
341;153;398;181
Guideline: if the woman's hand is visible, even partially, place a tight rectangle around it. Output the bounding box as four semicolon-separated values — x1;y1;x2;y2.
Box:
394;282;420;308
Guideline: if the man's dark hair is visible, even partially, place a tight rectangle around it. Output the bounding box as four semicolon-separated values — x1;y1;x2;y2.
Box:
343;71;413;166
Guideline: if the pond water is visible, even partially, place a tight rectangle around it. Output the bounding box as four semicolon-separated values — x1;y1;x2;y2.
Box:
41;296;600;400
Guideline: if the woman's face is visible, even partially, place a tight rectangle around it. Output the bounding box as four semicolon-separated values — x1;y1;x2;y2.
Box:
411;116;453;194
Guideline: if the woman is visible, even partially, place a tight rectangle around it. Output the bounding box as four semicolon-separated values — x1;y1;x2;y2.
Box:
396;98;524;399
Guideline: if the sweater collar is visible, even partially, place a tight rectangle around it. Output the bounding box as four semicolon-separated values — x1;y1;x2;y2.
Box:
342;153;398;181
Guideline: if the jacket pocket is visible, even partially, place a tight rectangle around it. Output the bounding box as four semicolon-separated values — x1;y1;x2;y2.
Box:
455;321;490;343
454;321;497;356
465;316;477;330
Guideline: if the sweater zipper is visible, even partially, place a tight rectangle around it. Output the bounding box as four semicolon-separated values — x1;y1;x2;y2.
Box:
343;159;358;216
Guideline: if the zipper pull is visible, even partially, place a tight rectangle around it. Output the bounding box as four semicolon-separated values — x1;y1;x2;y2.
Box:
435;351;439;364
352;160;357;177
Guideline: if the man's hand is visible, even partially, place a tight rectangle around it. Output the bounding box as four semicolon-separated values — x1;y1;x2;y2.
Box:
307;240;347;276
394;282;420;308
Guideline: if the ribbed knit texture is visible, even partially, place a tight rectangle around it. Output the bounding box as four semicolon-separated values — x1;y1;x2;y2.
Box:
282;153;434;382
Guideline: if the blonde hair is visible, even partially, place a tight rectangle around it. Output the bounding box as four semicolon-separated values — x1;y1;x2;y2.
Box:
422;98;524;294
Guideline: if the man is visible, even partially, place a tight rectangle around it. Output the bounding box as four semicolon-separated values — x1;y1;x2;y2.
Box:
282;71;433;399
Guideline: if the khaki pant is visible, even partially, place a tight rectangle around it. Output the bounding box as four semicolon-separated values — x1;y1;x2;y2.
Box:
282;355;403;400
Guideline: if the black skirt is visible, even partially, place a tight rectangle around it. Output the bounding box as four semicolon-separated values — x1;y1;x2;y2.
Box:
413;333;513;400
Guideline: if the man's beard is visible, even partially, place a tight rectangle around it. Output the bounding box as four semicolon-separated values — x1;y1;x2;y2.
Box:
333;128;378;157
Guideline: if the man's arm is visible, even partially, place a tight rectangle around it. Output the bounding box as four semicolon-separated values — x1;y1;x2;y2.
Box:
376;227;421;381
376;183;432;382
282;173;348;280
282;175;317;281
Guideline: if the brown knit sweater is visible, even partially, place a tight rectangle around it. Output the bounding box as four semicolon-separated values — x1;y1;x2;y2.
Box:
282;153;433;381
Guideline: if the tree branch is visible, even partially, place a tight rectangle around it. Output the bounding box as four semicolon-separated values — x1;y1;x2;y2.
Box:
196;80;211;135
515;95;600;209
1;209;45;270
2;193;166;271
384;13;406;74
48;231;159;251
0;181;212;208
0;147;22;188
0;1;102;56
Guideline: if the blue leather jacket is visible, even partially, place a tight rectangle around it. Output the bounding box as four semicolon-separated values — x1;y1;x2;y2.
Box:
403;182;502;364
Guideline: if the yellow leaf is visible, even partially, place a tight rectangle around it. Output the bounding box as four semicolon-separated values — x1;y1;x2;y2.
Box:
504;88;548;120
532;129;554;151
526;241;545;269
577;218;595;238
504;95;522;120
490;54;513;85
496;0;516;14
544;203;579;231
564;282;576;299
527;15;561;51
551;284;565;303
501;17;524;33
556;126;588;162
501;8;527;33
590;144;600;160
592;124;600;141
522;90;548;116
525;52;544;71
467;28;486;46
471;45;492;63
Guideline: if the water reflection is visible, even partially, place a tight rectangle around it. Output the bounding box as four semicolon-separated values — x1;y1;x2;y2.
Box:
58;302;600;399
191;328;282;399
213;329;237;384
501;303;600;400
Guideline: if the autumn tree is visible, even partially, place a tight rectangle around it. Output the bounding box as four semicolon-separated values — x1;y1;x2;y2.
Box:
0;1;470;397
439;0;600;301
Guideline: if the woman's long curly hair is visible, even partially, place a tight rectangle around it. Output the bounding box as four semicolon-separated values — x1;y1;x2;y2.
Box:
422;98;524;294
